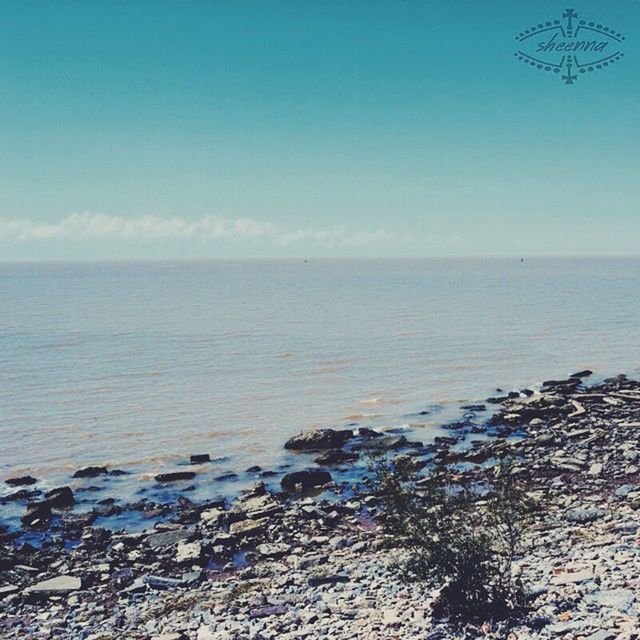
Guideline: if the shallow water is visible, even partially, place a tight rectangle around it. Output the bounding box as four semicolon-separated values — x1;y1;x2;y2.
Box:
1;258;640;495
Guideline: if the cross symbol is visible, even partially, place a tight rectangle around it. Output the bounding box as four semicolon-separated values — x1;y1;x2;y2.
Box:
563;63;577;85
563;8;577;31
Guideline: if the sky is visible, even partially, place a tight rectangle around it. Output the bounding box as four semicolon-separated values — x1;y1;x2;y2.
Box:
1;0;639;260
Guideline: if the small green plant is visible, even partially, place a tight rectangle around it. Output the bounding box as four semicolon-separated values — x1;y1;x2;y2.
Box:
372;456;533;622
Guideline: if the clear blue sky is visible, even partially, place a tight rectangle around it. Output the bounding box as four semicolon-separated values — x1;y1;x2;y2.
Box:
1;0;638;259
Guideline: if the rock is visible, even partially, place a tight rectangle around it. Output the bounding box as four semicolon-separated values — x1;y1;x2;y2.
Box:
200;507;224;525
44;486;74;509
5;475;37;486
21;500;52;529
256;543;290;558
146;529;193;548
73;466;108;478
155;472;196;483
249;604;287;618
308;573;349;587
143;575;183;589
281;470;332;492
587;463;603;476
565;508;604;524
190;454;210;464
570;369;593;378
585;588;636;614
175;541;203;564
615;484;635;498
0;584;19;598
284;428;353;451
26;575;82;594
229;517;269;538
152;633;186;640
314;450;358;465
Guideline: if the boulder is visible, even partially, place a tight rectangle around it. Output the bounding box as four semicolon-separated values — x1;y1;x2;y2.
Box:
5;475;37;487
190;454;210;464
25;575;81;594
21;501;52;529
229;517;269;538
73;466;108;479
281;469;332;492
155;472;196;483
284;429;353;451
44;486;74;509
314;450;358;466
175;541;203;564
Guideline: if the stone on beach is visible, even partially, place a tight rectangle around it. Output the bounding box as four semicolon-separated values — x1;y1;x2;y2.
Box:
25;575;82;595
190;454;210;464
44;486;74;509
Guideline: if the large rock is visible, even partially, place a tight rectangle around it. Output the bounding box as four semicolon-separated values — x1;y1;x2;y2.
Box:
284;429;353;451
73;466;108;478
5;475;37;487
44;486;74;509
155;472;196;483
21;501;52;529
281;469;332;492
25;575;81;594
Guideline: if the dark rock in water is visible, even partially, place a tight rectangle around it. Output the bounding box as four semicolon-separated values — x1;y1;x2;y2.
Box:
61;511;97;535
570;369;593;379
190;454;210;464
73;466;108;479
281;469;332;492
246;465;262;473
461;404;486;412
260;470;277;477
44;486;74;509
2;488;41;502
354;434;409;452
314;450;358;466
22;501;52;529
284;428;354;451
6;475;38;487
154;471;196;483
215;472;238;482
521;389;534;397
357;427;383;439
244;481;267;498
109;469;128;476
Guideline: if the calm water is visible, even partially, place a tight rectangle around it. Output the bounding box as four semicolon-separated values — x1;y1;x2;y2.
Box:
1;258;640;492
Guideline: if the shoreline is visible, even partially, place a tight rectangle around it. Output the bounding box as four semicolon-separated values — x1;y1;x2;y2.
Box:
2;370;640;638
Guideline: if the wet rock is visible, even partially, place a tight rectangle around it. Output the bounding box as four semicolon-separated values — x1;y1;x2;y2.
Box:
281;470;332;492
565;508;604;524
155;471;196;483
190;454;210;464
44;486;74;509
0;584;19;598
73;466;108;478
21;500;52;529
314;449;358;466
5;475;37;487
284;428;353;451
570;369;593;378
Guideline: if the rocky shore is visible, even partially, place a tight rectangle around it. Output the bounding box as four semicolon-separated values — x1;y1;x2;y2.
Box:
2;371;640;639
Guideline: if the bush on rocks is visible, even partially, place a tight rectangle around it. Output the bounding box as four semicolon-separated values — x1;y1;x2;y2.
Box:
373;456;534;622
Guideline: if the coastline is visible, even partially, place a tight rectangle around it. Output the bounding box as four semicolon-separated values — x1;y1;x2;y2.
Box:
2;370;640;638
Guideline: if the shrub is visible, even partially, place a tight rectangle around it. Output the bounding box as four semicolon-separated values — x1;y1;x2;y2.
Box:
372;456;533;622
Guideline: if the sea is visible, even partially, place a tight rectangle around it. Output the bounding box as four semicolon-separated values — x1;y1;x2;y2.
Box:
1;257;640;516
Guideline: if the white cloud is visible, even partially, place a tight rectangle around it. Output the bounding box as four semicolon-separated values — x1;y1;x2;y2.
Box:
0;213;413;248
